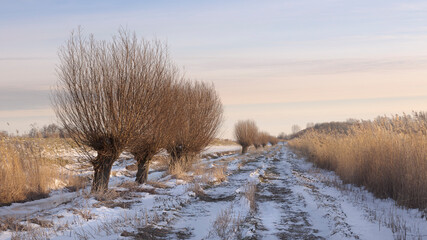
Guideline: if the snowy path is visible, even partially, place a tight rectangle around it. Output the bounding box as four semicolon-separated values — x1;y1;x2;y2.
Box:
166;144;427;239
1;143;426;239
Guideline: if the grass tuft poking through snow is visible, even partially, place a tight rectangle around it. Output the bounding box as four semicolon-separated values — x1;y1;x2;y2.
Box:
244;182;257;212
207;207;243;240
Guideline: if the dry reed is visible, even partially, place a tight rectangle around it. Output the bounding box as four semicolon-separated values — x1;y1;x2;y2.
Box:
288;113;427;209
0;138;59;205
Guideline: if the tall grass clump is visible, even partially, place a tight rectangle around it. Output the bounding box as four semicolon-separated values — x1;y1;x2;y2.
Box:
288;113;427;209
0;138;58;205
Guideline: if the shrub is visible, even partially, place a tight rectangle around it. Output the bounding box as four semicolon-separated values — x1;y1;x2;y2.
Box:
234;120;258;154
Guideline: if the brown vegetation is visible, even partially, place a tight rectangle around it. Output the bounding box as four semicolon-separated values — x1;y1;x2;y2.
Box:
234;120;258;154
210;165;228;183
130;58;180;184
234;120;278;152
210;138;239;146
269;136;279;145
257;131;270;147
208;207;242;240
166;81;223;171
53;28;174;192
27;123;69;138
0;138;58;205
53;28;223;192
288;112;427;209
244;181;257;211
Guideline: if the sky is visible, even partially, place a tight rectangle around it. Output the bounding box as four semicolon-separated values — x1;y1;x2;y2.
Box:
1;0;427;138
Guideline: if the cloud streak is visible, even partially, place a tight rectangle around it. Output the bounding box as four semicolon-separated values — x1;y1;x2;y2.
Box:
0;89;51;111
0;57;51;61
181;56;427;75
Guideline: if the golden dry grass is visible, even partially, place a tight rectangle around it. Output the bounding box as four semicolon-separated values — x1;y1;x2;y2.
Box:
210;165;227;183
168;159;194;182
210;138;239;146
65;175;90;192
288;113;427;209
0;137;60;205
208;207;242;240
244;182;257;211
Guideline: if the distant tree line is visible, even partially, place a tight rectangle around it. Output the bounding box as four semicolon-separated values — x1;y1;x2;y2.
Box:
234;120;279;154
0;123;69;138
27;123;69;138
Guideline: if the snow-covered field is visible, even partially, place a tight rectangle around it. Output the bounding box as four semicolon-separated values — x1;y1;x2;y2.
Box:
1;143;426;239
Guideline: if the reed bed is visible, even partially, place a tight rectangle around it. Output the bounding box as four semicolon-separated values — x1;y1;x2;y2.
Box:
0;137;60;205
289;113;427;209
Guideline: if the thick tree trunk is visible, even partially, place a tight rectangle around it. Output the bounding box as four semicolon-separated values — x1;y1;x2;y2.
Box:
170;148;182;162
91;152;119;193
241;145;248;154
135;152;154;184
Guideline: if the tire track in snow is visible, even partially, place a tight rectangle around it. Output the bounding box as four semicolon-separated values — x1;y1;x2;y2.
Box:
282;147;360;240
167;144;417;239
254;144;399;240
167;151;265;239
253;146;324;239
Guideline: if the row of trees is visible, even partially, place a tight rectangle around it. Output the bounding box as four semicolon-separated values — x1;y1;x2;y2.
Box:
53;29;223;192
234;120;279;154
0;124;68;138
27;123;69;138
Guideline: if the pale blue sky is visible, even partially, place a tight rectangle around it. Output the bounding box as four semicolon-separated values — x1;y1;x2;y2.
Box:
1;1;427;137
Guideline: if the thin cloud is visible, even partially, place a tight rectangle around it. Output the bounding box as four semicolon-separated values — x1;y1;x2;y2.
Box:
395;2;427;12
0;57;51;61
0;88;51;111
182;56;427;75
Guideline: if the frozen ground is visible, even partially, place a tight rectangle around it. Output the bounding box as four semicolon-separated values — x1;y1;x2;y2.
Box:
1;143;426;239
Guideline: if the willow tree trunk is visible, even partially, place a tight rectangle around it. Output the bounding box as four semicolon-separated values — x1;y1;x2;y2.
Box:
241;145;248;154
91;152;120;193
135;151;155;184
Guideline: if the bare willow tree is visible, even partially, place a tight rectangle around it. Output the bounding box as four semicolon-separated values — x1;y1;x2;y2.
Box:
292;124;301;134
253;133;262;149
269;136;279;145
166;81;223;170
258;131;270;147
53;28;172;192
234;120;258;154
130;73;182;184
